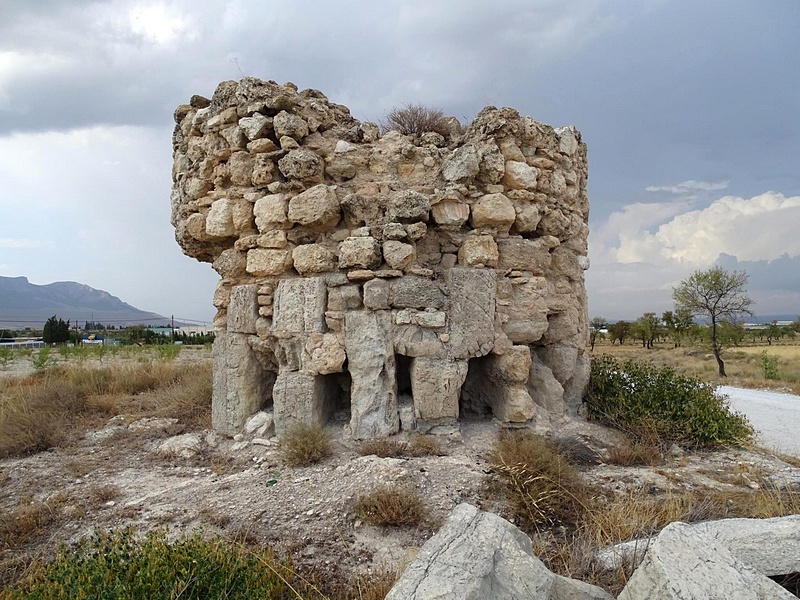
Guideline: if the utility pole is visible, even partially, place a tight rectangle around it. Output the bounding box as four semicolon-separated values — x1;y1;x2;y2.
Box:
171;315;175;343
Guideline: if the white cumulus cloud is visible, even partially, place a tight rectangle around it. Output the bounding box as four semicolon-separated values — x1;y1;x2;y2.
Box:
645;180;729;194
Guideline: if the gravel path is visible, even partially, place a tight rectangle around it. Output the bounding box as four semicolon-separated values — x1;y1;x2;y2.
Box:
720;385;800;458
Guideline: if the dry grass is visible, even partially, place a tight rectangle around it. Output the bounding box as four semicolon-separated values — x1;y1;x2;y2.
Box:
357;435;447;459
86;484;121;508
606;439;663;467
198;506;231;528
489;430;590;530
0;493;71;552
381;104;448;136
354;485;428;527
280;423;332;467
0;362;211;458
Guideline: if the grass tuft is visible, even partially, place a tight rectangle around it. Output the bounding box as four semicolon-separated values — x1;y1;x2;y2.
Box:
280;423;332;467
354;485;427;527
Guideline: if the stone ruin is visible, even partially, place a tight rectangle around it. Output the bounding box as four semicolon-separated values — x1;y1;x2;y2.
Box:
169;77;591;439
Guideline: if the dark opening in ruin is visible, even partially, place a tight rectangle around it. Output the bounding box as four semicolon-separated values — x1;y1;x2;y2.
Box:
322;367;352;425
395;354;412;396
460;355;495;418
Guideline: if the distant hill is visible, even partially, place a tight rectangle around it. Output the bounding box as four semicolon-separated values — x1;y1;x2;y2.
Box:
0;276;171;329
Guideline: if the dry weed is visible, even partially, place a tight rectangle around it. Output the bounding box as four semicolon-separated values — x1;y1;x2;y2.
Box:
357;437;408;458
354;485;427;526
606;440;662;467
198;506;231;528
280;423;332;467
408;435;447;457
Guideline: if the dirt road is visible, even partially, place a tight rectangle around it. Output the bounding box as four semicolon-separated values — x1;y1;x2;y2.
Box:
720;385;800;458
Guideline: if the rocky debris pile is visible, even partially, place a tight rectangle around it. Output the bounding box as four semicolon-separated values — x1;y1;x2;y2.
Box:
170;77;591;439
387;504;800;600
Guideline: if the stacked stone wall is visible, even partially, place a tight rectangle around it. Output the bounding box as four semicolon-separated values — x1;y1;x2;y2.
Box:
170;77;591;438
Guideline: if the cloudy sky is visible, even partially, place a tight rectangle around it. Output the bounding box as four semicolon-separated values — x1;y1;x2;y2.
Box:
1;0;798;324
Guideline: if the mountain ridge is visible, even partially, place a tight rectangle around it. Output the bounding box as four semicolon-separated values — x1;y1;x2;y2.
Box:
0;276;171;328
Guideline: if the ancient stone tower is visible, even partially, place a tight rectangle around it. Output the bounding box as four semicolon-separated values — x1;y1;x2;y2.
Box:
170;77;590;439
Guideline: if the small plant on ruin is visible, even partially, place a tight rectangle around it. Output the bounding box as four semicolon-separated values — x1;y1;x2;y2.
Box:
279;423;332;467
488;430;589;530
353;485;427;526
381;103;448;136
584;355;753;448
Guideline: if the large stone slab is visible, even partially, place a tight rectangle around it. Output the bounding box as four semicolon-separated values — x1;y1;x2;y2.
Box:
386;503;613;600
227;284;258;334
272;370;336;436
410;357;467;425
345;310;399;439
619;521;794;600
446;268;496;360
272;277;327;333
212;331;272;435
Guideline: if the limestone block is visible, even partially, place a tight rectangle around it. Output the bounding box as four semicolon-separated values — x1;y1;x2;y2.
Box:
382;240;416;270
272;371;335;436
527;354;565;413
500;277;549;344
338;236;381;269
497;238;553;273
458;235;499;268
386;504;614;600
327;285;361;311
212;248;247;278
555;125;580;156
542;307;581;345
405;222;428;240
238;113;271;140
287;184;340;229
304;333;346;375
254;194;290;231
228;151;255;186
470;193;515;232
514;202;541;233
212;282;231;309
562;351;589;416
292;243;336;276
535;344;578;385
494;345;532;383
363;278;390;310
389;276;445;309
446;268;496;360
277;148;323;182
246;248;293;276
493;386;537;423
258;230;288;248
410;357;467;423
272;277;327;334
205;198;236;237
387;190;430;222
273;111;309;141
212;331;273;435
415;310;446;328
248;138;278;153
431;201;470;226
345;311;399;439
618;522;793;600
227;284;259;334
383;222;407;240
502;160;539;190
441;144;479;182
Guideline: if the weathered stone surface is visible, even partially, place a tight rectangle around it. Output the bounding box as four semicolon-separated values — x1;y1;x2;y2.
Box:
470;193;516;232
227;284;259;334
386;503;613;600
272;371;335;436
338;236;381;269
158;433;203;458
171;79;590;438
410;357;468;423
246;248;292;276
618;521;794;600
345;311;399;439
287;184;340;229
382;240;416;270
292;243;336;275
212;331;272;435
273;277;327;334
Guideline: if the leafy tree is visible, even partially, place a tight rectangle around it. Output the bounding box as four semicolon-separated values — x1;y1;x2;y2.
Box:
632;312;661;349
42;315;71;345
607;320;631;346
765;321;783;346
673;267;754;377
589;316;608;351
662;309;694;348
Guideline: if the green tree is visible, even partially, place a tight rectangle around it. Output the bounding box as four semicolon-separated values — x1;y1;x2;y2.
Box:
765;320;783;346
632;312;661;349
673;267;754;377
608;320;631;346
589;316;608;352
662;308;694;348
42;315;71;345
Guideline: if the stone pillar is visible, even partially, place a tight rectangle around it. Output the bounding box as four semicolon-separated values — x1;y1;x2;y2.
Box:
212;331;271;435
345;310;399;439
409;357;468;430
272;370;336;436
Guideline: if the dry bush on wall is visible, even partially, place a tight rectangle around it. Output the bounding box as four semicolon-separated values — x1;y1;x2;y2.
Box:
381;103;448;136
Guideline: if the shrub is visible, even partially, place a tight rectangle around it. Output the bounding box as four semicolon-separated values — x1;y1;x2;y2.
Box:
31;348;53;371
280;423;332;467
489;430;589;530
0;346;11;370
1;529;323;599
760;350;779;380
381;103;448;136
357;437;408;458
584;356;753;448
353;485;427;526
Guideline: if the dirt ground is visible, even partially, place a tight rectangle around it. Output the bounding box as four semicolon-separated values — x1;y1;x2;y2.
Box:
2;351;800;591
